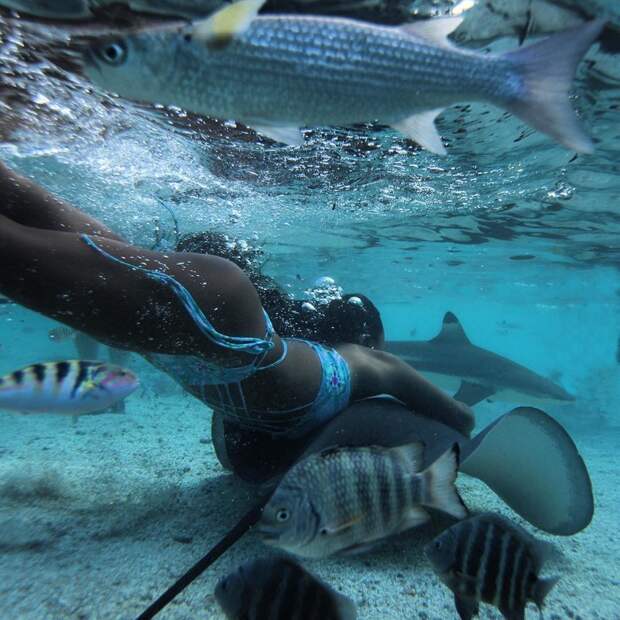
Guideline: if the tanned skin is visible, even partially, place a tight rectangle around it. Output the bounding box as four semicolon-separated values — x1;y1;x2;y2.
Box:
0;161;474;435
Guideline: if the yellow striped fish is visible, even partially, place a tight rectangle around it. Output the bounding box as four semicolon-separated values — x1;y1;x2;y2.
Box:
0;361;139;415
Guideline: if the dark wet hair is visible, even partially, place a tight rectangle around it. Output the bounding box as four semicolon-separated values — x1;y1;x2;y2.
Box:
176;232;384;348
319;293;384;349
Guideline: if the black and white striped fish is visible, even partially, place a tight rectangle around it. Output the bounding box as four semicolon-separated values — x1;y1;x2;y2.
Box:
215;556;356;620
48;326;76;342
258;442;466;558
0;360;138;416
425;513;559;620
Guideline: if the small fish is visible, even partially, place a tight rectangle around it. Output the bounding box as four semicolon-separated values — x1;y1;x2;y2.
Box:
258;442;466;558
48;326;76;342
0;360;138;416
81;2;605;154
425;512;560;620
215;556;356;620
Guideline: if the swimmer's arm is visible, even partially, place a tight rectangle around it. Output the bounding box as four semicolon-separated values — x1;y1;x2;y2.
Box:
342;345;475;435
0;161;122;240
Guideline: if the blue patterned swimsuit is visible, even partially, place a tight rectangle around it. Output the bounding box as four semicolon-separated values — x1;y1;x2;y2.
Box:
82;235;351;437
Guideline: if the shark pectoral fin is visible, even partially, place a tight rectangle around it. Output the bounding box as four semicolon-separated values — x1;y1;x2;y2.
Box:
250;124;304;146
192;0;266;45
399;16;463;49
392;109;446;155
454;381;496;406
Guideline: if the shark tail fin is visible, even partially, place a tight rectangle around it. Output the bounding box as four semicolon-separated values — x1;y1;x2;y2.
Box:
460;407;593;535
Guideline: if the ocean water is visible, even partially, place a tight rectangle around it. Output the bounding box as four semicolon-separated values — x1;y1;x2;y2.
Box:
0;1;619;619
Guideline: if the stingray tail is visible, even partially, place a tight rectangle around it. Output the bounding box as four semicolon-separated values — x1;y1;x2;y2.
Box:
460;407;593;535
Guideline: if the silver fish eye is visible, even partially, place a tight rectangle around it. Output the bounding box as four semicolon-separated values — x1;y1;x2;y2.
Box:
276;508;290;522
98;41;127;66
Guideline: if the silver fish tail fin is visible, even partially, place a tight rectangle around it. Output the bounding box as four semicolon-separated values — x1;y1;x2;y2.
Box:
420;443;468;520
460;407;593;535
531;575;560;610
502;18;605;153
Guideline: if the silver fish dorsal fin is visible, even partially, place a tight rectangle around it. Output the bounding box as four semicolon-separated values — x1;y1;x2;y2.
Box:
392;108;446;155
192;0;266;44
399;16;463;48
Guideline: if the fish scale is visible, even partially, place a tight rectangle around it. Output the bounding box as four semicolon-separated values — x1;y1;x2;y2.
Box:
178;17;504;122
90;16;510;125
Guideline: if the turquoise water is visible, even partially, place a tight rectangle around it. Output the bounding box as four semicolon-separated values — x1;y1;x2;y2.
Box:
1;2;620;619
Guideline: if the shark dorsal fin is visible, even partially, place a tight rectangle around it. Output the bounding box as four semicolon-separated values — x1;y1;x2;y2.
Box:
431;312;471;345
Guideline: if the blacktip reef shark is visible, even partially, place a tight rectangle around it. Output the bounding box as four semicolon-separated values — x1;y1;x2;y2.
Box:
386;312;575;407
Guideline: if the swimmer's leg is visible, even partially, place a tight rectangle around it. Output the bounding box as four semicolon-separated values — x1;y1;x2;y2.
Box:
0;214;269;355
0;161;122;240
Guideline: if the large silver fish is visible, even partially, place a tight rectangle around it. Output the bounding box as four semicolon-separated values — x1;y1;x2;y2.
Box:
258;442;466;558
0;360;138;415
81;0;605;154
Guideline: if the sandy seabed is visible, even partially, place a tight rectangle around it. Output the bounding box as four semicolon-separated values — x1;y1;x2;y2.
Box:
1;389;619;620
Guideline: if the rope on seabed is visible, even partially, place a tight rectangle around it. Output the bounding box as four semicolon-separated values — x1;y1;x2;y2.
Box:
135;495;270;620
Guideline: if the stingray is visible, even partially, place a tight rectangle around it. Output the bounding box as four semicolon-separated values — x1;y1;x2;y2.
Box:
137;398;593;618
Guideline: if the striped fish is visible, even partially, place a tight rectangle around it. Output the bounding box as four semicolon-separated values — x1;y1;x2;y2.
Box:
425;513;560;620
0;360;138;416
215;556;356;620
48;326;76;342
258;442;466;558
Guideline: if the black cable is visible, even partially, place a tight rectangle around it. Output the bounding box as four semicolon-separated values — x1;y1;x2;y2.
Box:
136;495;269;620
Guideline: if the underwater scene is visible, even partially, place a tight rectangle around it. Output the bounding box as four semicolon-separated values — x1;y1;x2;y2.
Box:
0;0;619;618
